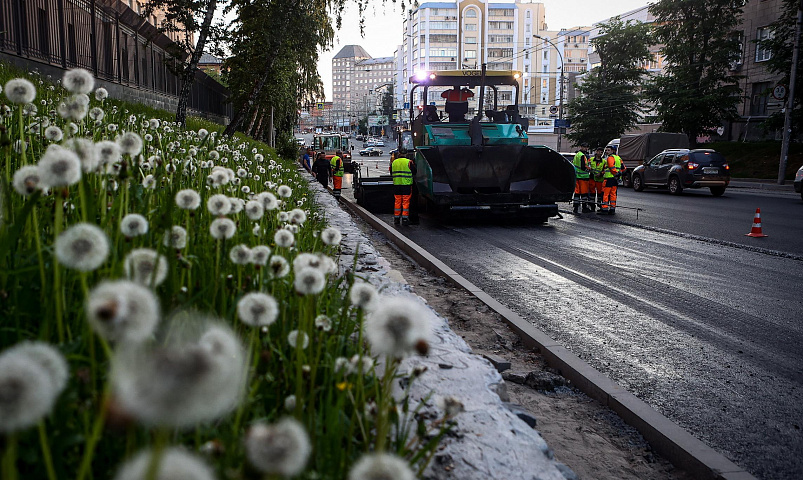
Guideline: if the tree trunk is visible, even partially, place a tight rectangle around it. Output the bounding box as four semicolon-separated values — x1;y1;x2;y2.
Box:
222;57;275;136
255;113;265;139
246;106;260;137
175;0;217;127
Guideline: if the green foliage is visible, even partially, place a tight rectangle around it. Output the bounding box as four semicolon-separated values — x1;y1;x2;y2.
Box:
647;0;744;146
757;0;803;133
566;18;654;149
706;140;803;179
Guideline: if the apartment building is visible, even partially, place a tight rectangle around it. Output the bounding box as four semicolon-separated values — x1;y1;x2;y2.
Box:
396;0;584;122
332;45;371;116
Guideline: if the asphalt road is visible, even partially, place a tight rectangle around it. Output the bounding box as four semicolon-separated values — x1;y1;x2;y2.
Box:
348;177;802;479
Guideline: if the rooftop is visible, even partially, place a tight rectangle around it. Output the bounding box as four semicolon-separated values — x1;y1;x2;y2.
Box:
357;57;395;66
333;45;371;59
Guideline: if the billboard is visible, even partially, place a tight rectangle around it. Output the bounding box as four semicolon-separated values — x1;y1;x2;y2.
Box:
367;115;388;127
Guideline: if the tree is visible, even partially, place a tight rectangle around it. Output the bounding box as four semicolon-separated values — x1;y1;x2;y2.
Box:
382;87;395;126
757;0;803;134
144;0;223;126
647;0;744;146
566;18;654;148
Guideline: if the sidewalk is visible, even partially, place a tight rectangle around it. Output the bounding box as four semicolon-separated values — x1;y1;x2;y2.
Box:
728;178;797;192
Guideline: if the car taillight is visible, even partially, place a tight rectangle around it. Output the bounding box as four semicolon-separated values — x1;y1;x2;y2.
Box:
687;162;699;170
723;163;729;171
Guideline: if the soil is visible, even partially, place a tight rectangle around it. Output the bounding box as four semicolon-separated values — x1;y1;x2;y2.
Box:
362;227;697;480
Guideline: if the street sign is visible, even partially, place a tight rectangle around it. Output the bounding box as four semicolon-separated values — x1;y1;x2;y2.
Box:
549;105;558;114
316;102;324;110
772;84;788;101
430;102;436;106
554;119;571;128
716;126;725;136
392;113;399;120
404;102;410;109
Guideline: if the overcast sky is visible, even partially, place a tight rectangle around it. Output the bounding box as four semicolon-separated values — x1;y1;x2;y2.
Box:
317;0;652;99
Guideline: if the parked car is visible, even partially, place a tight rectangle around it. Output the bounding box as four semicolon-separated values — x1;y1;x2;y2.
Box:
374;140;385;147
364;140;377;147
795;164;803;201
359;147;383;157
630;149;730;196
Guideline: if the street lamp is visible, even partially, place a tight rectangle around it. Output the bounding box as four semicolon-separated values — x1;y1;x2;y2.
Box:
534;34;565;152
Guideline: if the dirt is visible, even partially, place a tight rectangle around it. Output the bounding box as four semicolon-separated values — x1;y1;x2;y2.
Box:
363;228;696;480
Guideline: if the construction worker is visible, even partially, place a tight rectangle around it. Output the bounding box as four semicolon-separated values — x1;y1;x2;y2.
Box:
588;147;606;211
330;150;344;198
572;144;592;213
598;146;624;215
390;145;416;225
311;151;331;188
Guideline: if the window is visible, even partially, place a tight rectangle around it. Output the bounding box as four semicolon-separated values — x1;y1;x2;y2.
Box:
525;38;530;46
430;21;457;30
431;48;457;57
488;21;514;30
526;24;531;33
465;8;477;18
465;50;477;59
755;27;773;62
489;35;513;43
465;36;477;44
730;31;744;69
464;23;477;31
489;8;514;17
526;11;531;19
750;82;771;116
431;34;457;43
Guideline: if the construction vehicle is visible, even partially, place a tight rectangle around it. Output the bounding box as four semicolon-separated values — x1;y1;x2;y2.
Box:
312;132;355;173
606;133;689;187
355;67;575;221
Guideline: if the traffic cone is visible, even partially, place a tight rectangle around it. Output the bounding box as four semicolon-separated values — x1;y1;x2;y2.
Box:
745;208;768;237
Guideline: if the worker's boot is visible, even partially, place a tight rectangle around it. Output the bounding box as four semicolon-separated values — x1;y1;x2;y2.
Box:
582;203;592;213
572;204;579;214
609;208;616;215
589;203;596;212
597;209;608;215
401;217;410;226
394;216;401;225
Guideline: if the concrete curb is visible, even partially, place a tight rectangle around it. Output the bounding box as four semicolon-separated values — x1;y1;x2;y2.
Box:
339;196;757;480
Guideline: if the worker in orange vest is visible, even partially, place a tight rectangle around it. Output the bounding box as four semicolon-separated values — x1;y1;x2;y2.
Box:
598;146;625;215
330;150;344;198
588;147;606;211
389;145;417;225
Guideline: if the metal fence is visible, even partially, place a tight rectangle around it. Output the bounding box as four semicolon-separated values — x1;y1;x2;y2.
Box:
0;0;230;118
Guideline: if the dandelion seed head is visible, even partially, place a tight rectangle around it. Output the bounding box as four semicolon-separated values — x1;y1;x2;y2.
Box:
349;354;374;374
63;138;99;172
197;128;209;139
44;125;63;141
4;78;36;104
206;194;232;216
250;246;271;265
289;208;307;225
149;118;160;130
321;227;342;246
38;145;82;187
237;292;278;327
278;211;289;223
365;298;431;358
350;283;379;311
287;330;309;349
163;226;187;249
293;267;325;295
12;165;41;196
229;197;244;214
96;140;121;166
209;217;236;240
123;248;168;286
274;229;294;248
55;223;109;271
277;185;292;198
175;189;201;210
229;244;252;265
348;453;415;480
120;213;149;237
94;87;108;101
87;280;160;343
142;174;156;189
258;192;279;210
57;96;88;120
245;418;311;476
245;200;264;220
4;342;68;395
268;255;290;278
334;357;349;373
314;315;332;332
88;106;105;121
0;352;58;432
63;68;95;94
284;395;296;411
117;131;143;156
208;150;219;160
113;447;215;480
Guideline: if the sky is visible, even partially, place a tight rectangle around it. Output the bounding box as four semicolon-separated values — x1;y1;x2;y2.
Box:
317;0;652;100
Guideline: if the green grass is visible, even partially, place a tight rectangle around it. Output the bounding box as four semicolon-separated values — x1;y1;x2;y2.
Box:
706;141;803;180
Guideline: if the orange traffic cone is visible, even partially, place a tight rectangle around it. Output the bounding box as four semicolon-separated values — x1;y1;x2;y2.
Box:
745;208;768;237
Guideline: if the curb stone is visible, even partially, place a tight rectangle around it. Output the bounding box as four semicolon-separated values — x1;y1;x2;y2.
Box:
304;173;573;480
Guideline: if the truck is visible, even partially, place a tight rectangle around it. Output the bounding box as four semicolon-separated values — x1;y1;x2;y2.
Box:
353;67;575;222
607;133;689;187
312;132;355;173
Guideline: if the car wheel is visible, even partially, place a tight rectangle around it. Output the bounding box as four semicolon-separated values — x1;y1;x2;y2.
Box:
668;176;683;195
710;186;726;196
632;174;644;192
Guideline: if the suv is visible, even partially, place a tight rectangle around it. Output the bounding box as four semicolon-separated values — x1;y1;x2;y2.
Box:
631;149;730;196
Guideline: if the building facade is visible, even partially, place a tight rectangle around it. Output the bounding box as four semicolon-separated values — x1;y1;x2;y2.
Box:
331;45;371;120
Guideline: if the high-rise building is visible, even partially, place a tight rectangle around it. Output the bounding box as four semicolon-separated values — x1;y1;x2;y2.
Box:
331;45;395;128
332;45;371;116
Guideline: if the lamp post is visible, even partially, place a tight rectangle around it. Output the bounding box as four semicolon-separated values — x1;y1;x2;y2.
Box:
535;34;565;152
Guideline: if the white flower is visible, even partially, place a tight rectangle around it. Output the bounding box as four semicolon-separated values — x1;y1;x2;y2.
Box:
365;297;431;357
149;118;160;130
334;357;349;373
293;267;325;295
96;140;121;167
107;123;118;132
117;131;143;156
278;211;289;223
283;395;296;411
245;419;311;476
277;185;292;198
208;150;219;160
237;292;278;327
112;319;246;428
350;282;378;311
23;103;37;116
94;87;108;101
64;138;99;172
321;227;342;246
113;447;215;480
287;330;309;349
210;217;236;240
63;68;95;94
289;209;307;225
244;200;264;220
57;95;88;120
12;166;41;196
142;174;156;189
120;213;149;237
4;78;36;104
348;453;415;480
229;244;252;264
44;125;63;142
349;354;374;375
207;194;231;216
268;255;290;278
38;145;82;187
274;229;294;248
88;107;104;121
175;189;201;210
229;197;245;214
86;280;160;343
55;223;109;271
254;153;264;162
197;128;209;139
3;342;68;395
314;315;332;332
123;248;168;286
258;192;279;210
0;349;60;432
251;245;271;265
163;226;188;249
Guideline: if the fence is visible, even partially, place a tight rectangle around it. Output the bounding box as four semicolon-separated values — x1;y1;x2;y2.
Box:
0;0;230;119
